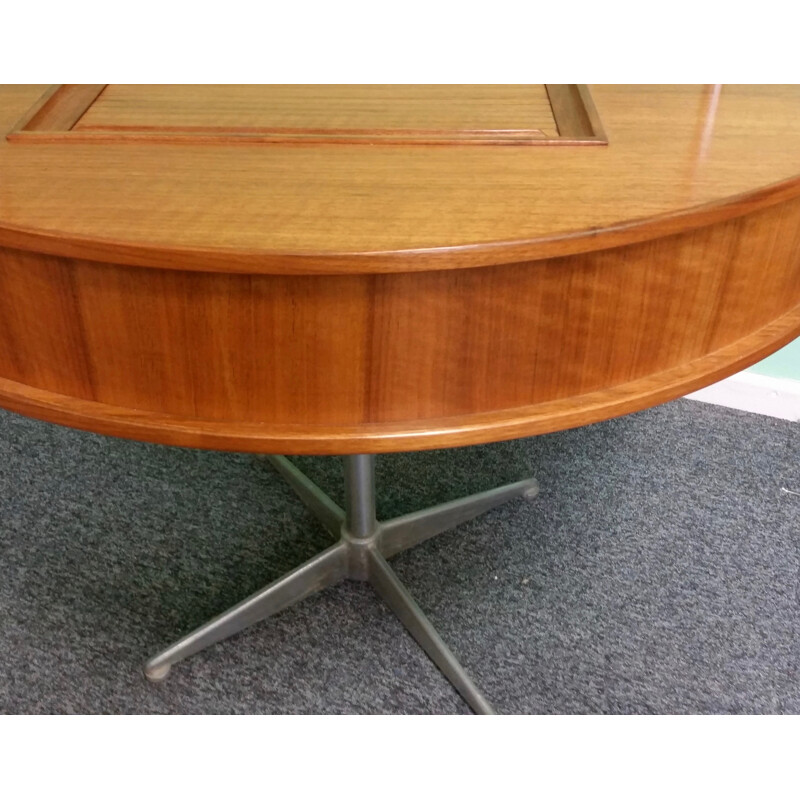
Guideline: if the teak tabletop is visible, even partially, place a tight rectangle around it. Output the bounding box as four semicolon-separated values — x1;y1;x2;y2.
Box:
0;84;799;454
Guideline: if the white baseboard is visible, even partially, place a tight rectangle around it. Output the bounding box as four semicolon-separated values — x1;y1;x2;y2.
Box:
684;371;800;422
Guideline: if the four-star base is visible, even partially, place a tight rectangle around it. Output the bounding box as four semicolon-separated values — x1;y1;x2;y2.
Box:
144;454;539;714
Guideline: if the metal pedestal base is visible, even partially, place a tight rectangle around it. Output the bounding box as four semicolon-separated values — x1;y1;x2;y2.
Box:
144;454;539;714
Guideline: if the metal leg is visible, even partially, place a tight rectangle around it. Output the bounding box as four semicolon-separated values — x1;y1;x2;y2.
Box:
368;549;496;715
144;541;348;680
378;477;539;559
265;455;344;538
145;453;539;713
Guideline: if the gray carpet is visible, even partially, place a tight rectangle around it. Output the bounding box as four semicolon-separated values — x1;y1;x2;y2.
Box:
0;399;797;714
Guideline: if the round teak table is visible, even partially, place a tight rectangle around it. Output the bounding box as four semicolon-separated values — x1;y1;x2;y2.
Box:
1;84;800;713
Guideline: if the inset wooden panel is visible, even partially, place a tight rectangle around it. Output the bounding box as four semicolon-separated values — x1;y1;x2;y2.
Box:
7;84;607;146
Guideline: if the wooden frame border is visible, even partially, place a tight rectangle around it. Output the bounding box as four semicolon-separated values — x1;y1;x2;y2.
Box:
545;84;607;142
7;84;607;147
7;85;107;136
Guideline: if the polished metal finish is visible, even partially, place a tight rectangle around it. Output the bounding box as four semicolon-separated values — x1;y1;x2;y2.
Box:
145;454;539;714
144;542;348;681
367;548;496;715
378;477;539;559
264;454;344;538
343;453;377;539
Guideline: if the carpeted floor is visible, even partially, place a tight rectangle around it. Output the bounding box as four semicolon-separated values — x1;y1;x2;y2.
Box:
0;398;797;714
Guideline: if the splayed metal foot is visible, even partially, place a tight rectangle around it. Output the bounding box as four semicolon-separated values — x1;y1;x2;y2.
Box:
367;548;496;714
144;542;347;680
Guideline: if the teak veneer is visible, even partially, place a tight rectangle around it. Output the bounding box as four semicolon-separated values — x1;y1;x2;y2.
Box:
2;84;800;714
0;85;799;454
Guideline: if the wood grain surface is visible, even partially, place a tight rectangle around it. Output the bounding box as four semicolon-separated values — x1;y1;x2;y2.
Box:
0;85;799;453
75;84;559;134
0;85;799;273
7;85;603;149
13;85;105;133
9;85;569;147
